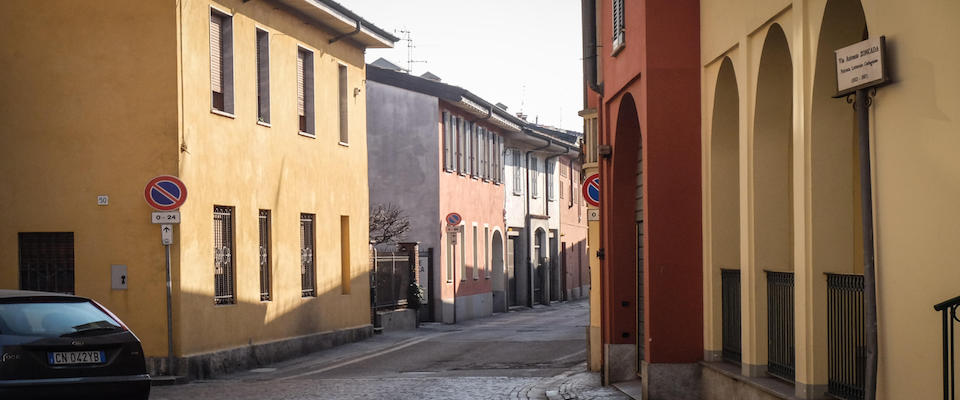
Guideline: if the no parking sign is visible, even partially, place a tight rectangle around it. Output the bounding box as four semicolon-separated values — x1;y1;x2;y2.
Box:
144;175;188;211
582;174;600;207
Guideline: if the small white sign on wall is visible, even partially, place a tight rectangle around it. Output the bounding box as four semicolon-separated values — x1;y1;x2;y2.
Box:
111;264;127;290
835;36;888;95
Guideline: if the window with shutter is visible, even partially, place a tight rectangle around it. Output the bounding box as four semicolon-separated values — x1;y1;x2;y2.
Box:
531;157;539;198
338;64;349;144
256;29;270;124
297;47;315;135
443;111;452;171
210;9;233;114
612;0;625;50
457;117;465;174
478;127;486;180
466;121;473;176
547;160;555;201
513;149;523;194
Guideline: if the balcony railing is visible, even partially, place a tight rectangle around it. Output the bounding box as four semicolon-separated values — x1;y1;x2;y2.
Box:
827;273;865;400
721;269;742;364
935;295;960;400
767;271;795;382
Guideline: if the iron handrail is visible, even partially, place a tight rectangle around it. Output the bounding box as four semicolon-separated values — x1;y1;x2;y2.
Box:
935;296;960;400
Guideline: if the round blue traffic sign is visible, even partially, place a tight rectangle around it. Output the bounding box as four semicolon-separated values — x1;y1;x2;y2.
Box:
144;175;188;211
445;212;462;226
582;173;600;207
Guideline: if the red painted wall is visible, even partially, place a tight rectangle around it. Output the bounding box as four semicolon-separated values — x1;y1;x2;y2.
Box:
596;0;702;364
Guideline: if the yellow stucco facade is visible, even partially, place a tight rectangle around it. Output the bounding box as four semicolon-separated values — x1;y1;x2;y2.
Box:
0;0;391;372
701;0;960;398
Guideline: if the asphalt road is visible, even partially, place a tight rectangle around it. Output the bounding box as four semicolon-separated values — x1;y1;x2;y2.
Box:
151;300;627;400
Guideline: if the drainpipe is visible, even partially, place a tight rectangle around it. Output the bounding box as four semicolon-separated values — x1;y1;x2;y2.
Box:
581;0;603;95
329;20;362;44
525;137;553;308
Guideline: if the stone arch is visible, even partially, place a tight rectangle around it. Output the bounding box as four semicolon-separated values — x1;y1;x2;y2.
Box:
708;56;741;364
804;0;868;392
751;23;796;377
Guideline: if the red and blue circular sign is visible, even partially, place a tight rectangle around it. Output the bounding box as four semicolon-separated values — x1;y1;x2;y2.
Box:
144;175;188;211
445;212;462;226
582;173;600;207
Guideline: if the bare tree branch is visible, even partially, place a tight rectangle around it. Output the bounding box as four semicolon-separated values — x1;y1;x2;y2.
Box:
369;203;411;245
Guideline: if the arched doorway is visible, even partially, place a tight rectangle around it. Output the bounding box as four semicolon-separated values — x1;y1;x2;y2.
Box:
709;56;741;365
491;230;506;312
808;0;868;392
753;23;794;380
605;93;643;381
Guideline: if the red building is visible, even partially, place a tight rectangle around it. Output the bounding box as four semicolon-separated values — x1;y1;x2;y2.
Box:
581;0;702;398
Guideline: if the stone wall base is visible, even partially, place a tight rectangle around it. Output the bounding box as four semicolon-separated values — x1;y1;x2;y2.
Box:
147;324;373;380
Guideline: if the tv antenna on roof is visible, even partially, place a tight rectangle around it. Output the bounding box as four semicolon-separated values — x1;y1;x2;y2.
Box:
398;29;427;74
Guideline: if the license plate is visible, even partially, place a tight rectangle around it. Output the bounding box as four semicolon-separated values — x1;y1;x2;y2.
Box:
48;351;106;365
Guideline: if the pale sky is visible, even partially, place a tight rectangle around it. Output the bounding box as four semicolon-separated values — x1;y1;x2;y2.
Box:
338;0;585;132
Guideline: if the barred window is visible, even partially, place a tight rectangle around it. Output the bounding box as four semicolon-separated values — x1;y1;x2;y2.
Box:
19;232;74;294
300;214;316;297
259;210;271;301
214;206;235;305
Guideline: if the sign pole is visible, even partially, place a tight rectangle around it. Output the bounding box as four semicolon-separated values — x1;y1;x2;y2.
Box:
164;243;174;375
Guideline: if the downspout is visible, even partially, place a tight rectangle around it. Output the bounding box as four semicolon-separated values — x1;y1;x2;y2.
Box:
525;137;553;307
581;0;603;95
329;20;362;44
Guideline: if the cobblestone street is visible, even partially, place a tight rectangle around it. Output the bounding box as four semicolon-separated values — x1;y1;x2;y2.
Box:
151;301;627;400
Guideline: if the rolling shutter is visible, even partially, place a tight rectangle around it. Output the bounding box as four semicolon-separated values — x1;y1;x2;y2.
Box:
210;13;223;93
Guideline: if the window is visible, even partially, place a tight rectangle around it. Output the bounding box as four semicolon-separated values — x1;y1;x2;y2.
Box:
338;64;349;144
466;121;473;176
210;9;234;114
259;210;271;301
340;215;351;294
478;127;487;180
297;47;315;135
512;149;523;195
446;232;454;283
460;227;466;281
472;224;479;280
255;28;270;124
531;157;540;198
484;226;490;279
18;232;74;294
612;0;625;51
493;135;503;184
456;117;465;174
547;160;556;201
214;206;235;305
300;213;316;297
442;111;453;171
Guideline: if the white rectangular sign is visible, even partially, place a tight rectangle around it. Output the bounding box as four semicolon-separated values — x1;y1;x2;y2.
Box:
835;36;887;95
151;211;181;224
161;224;173;245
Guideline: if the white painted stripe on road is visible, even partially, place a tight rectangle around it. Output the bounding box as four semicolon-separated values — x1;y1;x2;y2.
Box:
550;349;586;363
278;331;451;381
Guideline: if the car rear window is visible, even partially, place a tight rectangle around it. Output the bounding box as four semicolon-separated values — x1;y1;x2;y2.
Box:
0;299;122;337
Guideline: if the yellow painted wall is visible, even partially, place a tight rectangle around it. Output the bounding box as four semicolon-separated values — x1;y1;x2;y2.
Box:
174;0;372;357
701;0;960;398
0;0;375;360
0;0;180;357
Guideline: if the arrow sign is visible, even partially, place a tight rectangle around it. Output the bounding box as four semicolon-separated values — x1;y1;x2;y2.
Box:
161;224;173;245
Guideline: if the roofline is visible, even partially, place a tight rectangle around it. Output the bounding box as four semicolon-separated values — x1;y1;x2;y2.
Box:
295;0;399;47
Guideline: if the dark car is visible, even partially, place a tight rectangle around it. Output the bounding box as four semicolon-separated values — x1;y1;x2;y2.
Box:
0;290;150;399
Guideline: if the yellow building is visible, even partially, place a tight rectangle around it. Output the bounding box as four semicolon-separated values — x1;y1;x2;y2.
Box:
700;0;960;398
0;0;395;378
